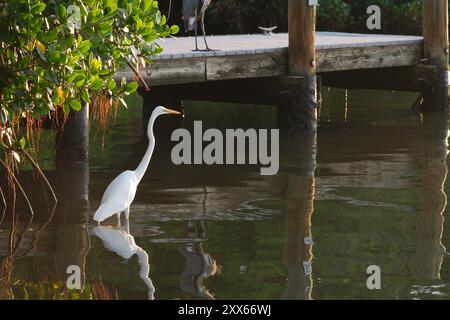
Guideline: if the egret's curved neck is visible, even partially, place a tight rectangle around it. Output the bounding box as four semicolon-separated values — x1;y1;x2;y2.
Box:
134;114;157;182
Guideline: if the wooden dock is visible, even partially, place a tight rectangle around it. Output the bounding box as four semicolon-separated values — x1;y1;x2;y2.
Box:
118;0;447;130
117;32;424;86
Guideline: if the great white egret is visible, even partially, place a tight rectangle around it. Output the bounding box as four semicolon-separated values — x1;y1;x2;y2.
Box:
93;106;182;225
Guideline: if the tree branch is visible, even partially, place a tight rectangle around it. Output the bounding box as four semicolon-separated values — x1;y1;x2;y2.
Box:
0;159;34;216
0;184;5;208
20;149;58;204
127;59;150;92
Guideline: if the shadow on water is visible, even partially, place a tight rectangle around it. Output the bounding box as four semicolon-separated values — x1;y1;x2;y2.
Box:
0;88;450;300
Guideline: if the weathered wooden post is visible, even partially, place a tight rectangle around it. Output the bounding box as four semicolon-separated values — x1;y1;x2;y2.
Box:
422;0;449;112
56;104;89;162
283;0;318;129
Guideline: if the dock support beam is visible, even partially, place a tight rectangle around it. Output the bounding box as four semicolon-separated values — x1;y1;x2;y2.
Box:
422;0;449;112
282;0;318;129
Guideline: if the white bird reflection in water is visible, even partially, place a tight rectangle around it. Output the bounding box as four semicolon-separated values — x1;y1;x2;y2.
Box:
93;224;155;300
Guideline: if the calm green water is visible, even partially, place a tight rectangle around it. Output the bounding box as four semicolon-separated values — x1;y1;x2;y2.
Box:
1;88;450;300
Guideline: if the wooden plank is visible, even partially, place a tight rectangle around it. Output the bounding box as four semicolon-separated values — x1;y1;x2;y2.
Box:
206;52;287;81
144;57;206;86
317;43;422;72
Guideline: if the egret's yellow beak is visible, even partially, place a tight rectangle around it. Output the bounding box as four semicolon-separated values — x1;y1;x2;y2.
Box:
164;108;182;115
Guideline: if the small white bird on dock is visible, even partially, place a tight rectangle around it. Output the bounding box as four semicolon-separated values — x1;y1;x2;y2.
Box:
93;106;182;225
258;26;278;36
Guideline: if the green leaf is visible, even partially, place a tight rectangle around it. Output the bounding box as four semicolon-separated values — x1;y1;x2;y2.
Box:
81;89;91;104
97;22;113;35
142;0;152;12
78;40;91;53
103;9;118;20
19;137;26;149
36;41;47;62
58;4;67;19
40;29;58;42
87;9;102;24
31;2;46;15
170;25;180;35
69;99;82;111
108;79;116;90
71;73;86;87
124;82;139;94
90;78;104;91
62;103;70;114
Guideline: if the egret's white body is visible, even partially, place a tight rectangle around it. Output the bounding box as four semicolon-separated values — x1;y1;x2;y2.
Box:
94;226;155;299
94;171;138;222
93;106;181;224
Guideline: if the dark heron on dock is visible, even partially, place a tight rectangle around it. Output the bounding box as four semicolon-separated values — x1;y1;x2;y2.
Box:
182;0;214;51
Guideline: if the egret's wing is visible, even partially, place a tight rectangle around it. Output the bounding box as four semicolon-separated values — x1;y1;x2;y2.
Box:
93;226;137;260
93;171;137;222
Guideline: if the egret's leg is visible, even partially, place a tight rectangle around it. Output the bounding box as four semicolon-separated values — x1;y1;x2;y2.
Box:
116;212;121;228
125;207;130;220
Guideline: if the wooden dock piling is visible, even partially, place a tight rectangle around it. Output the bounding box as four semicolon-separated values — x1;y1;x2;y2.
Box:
423;0;449;79
56;104;89;162
283;0;318;129
288;0;316;77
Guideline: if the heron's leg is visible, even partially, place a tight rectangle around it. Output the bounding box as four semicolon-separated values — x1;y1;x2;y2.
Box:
116;212;121;228
201;11;212;51
193;10;199;51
